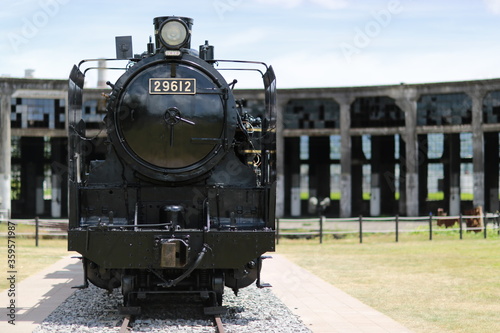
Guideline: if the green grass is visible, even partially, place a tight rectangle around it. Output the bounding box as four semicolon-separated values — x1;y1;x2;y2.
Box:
0;223;70;291
277;234;500;333
427;192;444;200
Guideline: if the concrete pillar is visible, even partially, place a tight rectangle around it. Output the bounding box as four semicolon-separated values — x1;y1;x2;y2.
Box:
337;98;352;218
470;91;485;209
0;94;11;216
395;91;419;216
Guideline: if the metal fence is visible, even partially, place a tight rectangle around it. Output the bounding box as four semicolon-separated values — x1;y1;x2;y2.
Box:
276;213;500;244
2;213;499;246
0;216;68;246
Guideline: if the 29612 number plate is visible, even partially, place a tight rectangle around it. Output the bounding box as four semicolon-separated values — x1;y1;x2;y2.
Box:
149;78;196;94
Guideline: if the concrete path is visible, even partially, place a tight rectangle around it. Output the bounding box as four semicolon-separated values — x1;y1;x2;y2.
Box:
0;255;81;333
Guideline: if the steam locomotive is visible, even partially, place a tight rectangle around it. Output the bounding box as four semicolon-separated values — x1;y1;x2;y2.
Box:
68;16;276;310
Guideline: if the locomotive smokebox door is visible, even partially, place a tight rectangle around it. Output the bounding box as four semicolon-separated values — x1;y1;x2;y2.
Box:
161;239;189;268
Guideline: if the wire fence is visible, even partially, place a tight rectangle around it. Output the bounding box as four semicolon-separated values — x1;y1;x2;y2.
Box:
276;213;500;244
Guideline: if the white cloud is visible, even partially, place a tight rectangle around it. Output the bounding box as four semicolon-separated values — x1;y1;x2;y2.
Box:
309;0;348;10
483;0;500;14
252;0;347;10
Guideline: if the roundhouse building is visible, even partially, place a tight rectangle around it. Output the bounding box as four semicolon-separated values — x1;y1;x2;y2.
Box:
1;76;499;218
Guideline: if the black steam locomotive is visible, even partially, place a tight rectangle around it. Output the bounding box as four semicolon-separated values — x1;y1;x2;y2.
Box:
68;16;276;310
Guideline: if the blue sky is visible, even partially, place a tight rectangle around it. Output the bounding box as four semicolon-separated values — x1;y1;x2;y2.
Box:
2;0;500;88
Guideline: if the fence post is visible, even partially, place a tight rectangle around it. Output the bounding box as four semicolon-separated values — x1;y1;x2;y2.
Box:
319;216;324;244
395;215;399;243
276;218;280;245
497;214;500;236
428;213;433;241
359;215;363;244
459;213;463;240
484;213;487;239
35;216;39;247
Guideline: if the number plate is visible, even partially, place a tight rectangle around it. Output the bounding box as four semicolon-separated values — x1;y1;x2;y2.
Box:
149;78;196;95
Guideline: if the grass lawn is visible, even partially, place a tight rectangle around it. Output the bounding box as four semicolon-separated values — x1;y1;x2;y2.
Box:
0;223;71;291
276;234;500;333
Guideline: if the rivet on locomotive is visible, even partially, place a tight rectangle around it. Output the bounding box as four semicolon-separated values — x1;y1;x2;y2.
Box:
68;16;276;310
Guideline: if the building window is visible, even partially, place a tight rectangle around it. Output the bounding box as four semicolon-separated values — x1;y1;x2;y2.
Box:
82;99;106;129
11;98;65;129
330;135;340;160
284;99;340;129
362;135;371;159
43;164;52;200
300;136;309;160
460;163;473;200
11;136;21;159
427;133;444;159
483;91;500;124
11;164;21;200
427;163;444;200
351;96;404;128
460;132;472;158
363;164;371;200
300;164;309;200
417;93;472;126
330;164;341;200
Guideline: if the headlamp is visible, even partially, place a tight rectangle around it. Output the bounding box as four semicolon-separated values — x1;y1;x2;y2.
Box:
159;19;190;49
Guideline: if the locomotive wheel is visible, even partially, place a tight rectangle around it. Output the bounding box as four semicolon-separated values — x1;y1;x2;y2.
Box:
212;271;225;306
121;275;137;306
85;260;121;292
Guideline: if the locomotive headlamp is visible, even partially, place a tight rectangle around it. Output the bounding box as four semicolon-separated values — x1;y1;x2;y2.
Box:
159;19;190;49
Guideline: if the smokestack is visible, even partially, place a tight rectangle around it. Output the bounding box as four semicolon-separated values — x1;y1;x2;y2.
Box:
97;59;106;88
25;69;35;78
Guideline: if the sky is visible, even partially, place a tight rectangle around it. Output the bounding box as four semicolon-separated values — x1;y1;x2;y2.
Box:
2;0;500;89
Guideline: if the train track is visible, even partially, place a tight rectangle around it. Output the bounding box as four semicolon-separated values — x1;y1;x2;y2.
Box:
214;314;225;333
119;315;132;333
35;284;310;332
117;313;225;333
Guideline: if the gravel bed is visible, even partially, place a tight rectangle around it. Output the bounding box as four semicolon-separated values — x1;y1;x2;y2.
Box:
34;284;311;333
